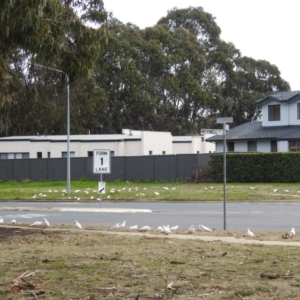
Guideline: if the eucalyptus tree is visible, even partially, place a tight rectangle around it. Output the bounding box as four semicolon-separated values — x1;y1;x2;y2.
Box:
95;19;157;133
156;6;226;133
0;0;108;136
141;23;211;135
157;6;290;130
219;57;290;127
69;77;108;134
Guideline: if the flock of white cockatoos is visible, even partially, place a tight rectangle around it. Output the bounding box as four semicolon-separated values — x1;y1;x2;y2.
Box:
0;216;296;238
28;186;176;202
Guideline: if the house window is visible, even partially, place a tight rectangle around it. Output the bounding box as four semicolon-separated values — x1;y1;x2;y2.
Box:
0;153;29;159
162;151;166;155
15;153;22;159
247;141;257;152
149;151;153;155
110;151;115;156
88;151;93;157
37;152;42;158
268;104;280;121
227;142;234;152
289;141;300;152
298;103;300;119
271;140;277;152
62;151;75;158
47;152;51;158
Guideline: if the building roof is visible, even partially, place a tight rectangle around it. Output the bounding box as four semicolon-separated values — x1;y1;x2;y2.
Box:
172;136;193;143
257;90;300;105
206;122;300;142
0;134;141;142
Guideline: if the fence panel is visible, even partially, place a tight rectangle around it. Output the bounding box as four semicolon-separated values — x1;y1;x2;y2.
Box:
71;157;87;180
30;159;48;181
104;156;126;181
0;154;211;182
154;155;177;181
47;158;67;181
13;160;31;181
125;156;155;181
0;160;14;181
177;154;199;180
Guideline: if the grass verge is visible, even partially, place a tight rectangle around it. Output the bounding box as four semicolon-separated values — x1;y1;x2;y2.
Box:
1;226;300;299
1;180;300;201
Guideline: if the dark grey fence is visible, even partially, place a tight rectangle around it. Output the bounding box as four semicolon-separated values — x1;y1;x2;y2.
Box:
0;154;211;182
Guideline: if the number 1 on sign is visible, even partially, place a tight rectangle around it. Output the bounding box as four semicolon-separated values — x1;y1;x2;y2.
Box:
100;158;103;165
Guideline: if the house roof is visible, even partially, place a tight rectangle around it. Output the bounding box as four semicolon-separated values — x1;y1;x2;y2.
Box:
257;90;300;105
0;134;141;142
205;122;300;142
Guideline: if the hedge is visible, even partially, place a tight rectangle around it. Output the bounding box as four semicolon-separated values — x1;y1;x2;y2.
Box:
209;152;300;183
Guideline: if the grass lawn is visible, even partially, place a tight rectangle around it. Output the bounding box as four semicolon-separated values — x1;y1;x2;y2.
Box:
1;226;300;299
1;180;300;299
0;180;300;201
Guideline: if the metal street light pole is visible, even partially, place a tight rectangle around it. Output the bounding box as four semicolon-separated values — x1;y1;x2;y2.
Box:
35;64;71;194
217;117;233;230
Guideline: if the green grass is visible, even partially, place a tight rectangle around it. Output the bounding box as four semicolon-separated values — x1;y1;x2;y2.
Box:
0;180;300;202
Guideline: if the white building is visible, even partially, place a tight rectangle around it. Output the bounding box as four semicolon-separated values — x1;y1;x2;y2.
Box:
0;129;215;159
206;90;300;153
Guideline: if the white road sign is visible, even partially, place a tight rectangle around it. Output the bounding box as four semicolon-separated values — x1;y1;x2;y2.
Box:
98;182;106;194
93;149;111;174
201;129;224;135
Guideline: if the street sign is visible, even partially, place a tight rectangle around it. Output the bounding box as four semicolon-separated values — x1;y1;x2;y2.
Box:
217;117;233;124
98;182;106;194
93;149;111;174
201;129;224;135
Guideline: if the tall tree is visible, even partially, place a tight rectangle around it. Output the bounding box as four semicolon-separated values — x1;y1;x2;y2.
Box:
95;20;157;133
0;0;108;78
0;0;108;136
0;5;292;137
219;57;290;126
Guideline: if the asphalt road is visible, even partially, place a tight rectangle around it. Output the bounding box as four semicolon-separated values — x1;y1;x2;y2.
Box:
1;201;300;231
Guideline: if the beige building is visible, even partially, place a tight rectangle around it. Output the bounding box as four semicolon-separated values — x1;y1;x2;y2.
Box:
0;129;215;159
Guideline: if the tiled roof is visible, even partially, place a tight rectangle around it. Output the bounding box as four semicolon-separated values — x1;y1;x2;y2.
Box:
205;122;300;141
257;90;300;104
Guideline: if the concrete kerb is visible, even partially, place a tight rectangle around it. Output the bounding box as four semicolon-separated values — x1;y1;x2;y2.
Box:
0;207;152;213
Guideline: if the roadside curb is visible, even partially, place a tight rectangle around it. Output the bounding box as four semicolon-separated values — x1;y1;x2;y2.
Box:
0;206;152;213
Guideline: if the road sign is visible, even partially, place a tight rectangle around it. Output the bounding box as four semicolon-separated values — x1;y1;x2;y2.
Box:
98;182;106;194
93;149;111;174
217;117;233;124
201;129;224;135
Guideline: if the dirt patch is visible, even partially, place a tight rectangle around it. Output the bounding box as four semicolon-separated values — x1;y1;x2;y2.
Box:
0;226;62;241
1;225;300;247
1;226;300;299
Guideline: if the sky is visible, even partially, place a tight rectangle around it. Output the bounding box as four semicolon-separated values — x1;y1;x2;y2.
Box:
104;0;299;90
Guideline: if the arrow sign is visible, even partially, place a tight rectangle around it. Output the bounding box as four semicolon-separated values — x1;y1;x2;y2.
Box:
98;182;106;194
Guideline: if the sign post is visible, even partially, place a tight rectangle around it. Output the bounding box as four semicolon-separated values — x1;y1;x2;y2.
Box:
216;117;233;230
93;149;111;208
